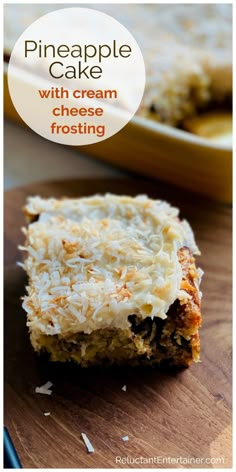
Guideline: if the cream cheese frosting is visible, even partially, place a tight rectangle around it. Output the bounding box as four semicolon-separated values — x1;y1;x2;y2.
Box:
20;195;199;338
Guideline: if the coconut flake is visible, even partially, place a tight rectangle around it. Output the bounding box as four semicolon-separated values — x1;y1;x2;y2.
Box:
44;412;51;416
42;381;53;389
122;436;129;441
35;387;52;395
81;433;95;453
121;385;127;392
35;381;53;395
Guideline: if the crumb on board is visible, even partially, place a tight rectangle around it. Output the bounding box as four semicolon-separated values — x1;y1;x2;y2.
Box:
35;381;53;395
122;436;129;442
214;393;225;403
81;433;95;453
121;385;127;392
43;412;51;416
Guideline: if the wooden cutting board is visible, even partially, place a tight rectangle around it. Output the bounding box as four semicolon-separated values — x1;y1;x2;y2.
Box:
4;178;232;468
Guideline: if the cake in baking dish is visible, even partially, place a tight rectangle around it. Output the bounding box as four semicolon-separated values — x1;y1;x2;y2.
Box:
20;194;203;367
4;4;232;127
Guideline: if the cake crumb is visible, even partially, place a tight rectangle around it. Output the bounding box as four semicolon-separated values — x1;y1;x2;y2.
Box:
215;393;225;403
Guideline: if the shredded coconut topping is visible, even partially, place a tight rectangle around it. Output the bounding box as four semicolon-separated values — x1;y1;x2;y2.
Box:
21;194;199;340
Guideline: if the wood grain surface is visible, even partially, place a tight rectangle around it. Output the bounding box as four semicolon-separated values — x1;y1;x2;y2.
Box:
4;178;232;468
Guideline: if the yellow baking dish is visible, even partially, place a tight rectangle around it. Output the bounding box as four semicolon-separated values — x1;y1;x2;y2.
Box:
4;63;232;204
